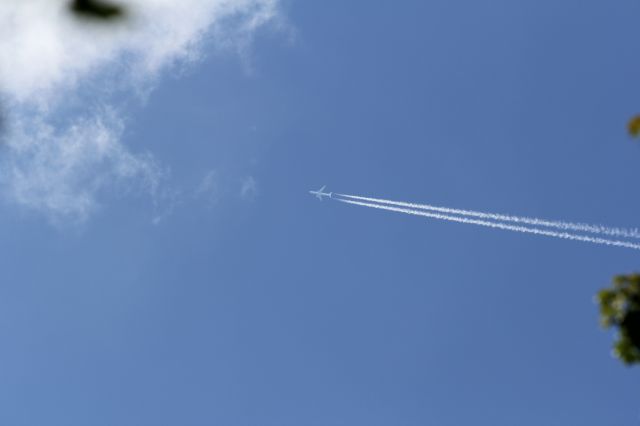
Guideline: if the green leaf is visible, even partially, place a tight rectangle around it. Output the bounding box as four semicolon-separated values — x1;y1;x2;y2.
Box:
597;274;640;365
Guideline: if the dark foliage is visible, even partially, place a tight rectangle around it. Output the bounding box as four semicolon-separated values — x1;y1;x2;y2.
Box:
598;274;640;364
69;0;125;20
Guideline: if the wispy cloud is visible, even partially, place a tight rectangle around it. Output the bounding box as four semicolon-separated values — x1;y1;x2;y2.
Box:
240;175;257;200
1;109;165;223
0;0;281;223
195;169;221;207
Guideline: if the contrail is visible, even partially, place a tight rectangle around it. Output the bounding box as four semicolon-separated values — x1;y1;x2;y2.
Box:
336;193;640;240
336;198;640;251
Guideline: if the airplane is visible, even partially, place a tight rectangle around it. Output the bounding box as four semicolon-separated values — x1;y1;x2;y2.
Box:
309;185;332;201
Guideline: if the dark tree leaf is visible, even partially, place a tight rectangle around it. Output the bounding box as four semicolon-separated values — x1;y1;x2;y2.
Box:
598;274;640;365
69;0;125;20
628;115;640;137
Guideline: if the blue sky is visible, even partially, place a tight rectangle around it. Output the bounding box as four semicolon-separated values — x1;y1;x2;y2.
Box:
1;0;640;424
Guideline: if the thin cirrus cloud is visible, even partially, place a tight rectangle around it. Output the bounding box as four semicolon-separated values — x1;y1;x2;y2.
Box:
0;0;281;223
240;175;257;200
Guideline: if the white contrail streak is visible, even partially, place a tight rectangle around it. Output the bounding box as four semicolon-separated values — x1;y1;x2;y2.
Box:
336;198;640;251
336;193;640;240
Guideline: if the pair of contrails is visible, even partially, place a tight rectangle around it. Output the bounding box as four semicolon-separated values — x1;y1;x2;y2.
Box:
308;186;640;251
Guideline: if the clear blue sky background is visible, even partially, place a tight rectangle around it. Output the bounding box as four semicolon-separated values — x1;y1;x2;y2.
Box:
2;0;640;424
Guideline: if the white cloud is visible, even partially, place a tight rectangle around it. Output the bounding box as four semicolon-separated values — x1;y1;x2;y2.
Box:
0;0;281;223
1;110;165;223
0;0;281;103
240;175;257;200
195;169;221;206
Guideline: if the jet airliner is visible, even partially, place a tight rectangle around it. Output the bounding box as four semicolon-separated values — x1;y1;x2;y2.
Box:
309;185;332;201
